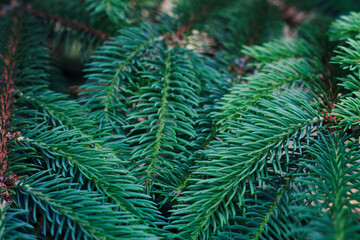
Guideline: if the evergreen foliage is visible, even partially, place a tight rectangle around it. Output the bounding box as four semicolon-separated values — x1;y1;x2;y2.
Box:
1;0;360;239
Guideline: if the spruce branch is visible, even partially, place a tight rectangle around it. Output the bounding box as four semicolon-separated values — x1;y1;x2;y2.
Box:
127;45;198;194
79;25;165;136
0;203;36;240
15;173;159;239
2;15;165;238
2;1;360;239
213;176;297;240
289;132;360;239
170;91;323;239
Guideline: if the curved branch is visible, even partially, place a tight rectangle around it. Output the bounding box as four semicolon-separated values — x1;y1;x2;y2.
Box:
27;6;110;40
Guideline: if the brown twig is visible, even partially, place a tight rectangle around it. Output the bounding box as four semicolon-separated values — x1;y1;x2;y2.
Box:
27;6;110;41
267;0;309;26
0;17;21;205
1;1;110;40
164;24;191;47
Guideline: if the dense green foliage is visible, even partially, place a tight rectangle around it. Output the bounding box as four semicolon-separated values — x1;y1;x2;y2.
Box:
1;0;360;239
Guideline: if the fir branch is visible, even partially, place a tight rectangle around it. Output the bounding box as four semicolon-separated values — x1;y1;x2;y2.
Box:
329;11;360;41
217;58;318;125
5;16;165;237
170;91;323;239
252;179;292;240
332;38;360;78
127;46;198;193
146;49;172;179
170;54;231;198
15;126;162;229
2;1;360;239
0;203;36;240
242;39;311;63
213;176;297;240
79;25;165;135
15;173;158;239
290;132;360;240
331;93;360;129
